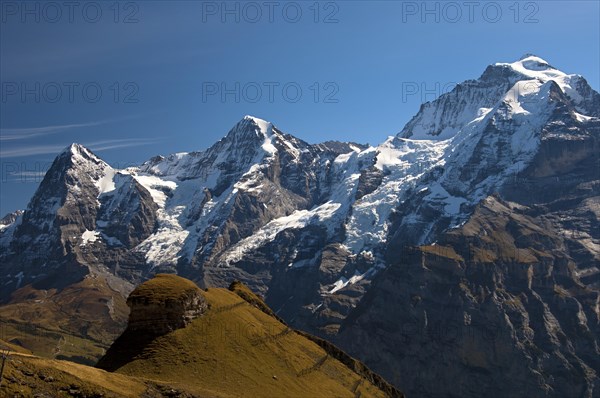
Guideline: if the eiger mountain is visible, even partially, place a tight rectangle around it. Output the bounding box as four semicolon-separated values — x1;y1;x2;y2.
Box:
1;55;599;397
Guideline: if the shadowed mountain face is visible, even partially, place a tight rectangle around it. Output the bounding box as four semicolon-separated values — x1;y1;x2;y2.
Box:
1;55;598;397
338;195;600;397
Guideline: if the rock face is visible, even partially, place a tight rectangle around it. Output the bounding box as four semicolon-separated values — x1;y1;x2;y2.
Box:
96;274;208;372
337;196;600;398
125;274;208;336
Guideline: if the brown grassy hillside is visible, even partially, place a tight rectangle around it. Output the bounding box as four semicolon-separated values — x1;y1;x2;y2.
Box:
1;275;402;397
97;275;403;398
0;274;128;365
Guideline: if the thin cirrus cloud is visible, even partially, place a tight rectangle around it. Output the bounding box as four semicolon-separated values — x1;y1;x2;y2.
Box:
0;115;144;141
0;121;106;141
85;138;162;152
0;115;157;158
5;171;48;183
0;138;161;158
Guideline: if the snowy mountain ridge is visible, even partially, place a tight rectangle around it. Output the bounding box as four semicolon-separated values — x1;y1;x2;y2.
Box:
1;53;598;328
400;55;598;140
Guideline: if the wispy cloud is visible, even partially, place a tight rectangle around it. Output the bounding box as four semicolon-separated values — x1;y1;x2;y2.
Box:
11;171;47;177
0;121;105;141
0;138;160;158
86;138;162;152
1;115;144;141
0;144;68;158
4;171;48;183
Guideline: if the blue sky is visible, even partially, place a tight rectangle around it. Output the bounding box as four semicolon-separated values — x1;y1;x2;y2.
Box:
1;0;599;215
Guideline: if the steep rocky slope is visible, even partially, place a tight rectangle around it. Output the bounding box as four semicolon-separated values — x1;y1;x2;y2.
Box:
337;195;599;397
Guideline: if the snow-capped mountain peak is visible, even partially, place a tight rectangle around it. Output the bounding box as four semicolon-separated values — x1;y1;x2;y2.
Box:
500;54;561;76
513;53;554;69
495;54;588;105
502;55;600;116
236;115;277;155
61;142;100;161
226;115;273;141
243;115;272;132
399;55;598;141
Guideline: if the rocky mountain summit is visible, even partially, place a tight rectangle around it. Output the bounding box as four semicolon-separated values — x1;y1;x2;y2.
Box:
1;55;598;397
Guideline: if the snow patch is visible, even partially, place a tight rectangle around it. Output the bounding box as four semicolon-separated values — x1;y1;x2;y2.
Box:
133;175;177;207
261;133;277;155
81;230;100;246
15;271;24;288
327;268;374;294
96;167;117;195
224;202;341;265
